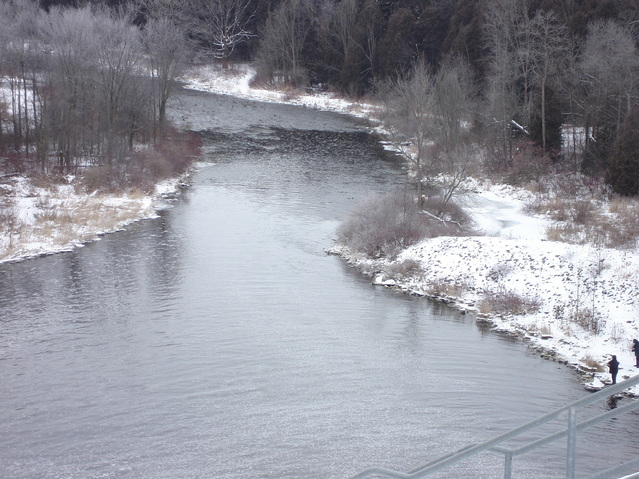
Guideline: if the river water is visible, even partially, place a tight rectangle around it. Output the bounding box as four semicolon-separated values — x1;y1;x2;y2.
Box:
1;88;638;479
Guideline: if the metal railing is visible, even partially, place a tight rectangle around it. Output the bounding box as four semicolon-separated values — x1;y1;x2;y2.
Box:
351;374;639;479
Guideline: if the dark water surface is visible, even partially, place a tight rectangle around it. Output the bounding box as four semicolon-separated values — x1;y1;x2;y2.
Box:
1;88;637;478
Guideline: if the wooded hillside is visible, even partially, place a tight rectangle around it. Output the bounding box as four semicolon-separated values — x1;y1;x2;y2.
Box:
3;0;639;195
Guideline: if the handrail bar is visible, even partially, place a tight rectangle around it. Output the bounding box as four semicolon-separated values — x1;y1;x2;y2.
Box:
490;397;639;456
351;374;639;479
584;457;639;479
349;468;411;479
406;444;476;474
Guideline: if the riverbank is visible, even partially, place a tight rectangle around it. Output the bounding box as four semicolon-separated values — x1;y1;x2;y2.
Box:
183;63;639;396
0;173;191;264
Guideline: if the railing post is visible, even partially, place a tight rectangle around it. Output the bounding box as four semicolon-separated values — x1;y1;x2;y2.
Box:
566;407;577;479
504;451;513;479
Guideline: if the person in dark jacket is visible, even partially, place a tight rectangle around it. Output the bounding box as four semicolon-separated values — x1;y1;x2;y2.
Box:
608;355;620;385
632;339;639;368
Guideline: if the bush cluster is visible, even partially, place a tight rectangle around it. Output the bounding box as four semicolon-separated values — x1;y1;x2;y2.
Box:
336;190;472;259
80;129;202;194
479;287;541;316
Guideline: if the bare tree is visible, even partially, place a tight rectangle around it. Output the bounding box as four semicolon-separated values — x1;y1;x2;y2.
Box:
431;58;478;210
483;0;528;167
317;0;358;82
381;58;435;206
92;7;144;163
433;57;477;152
138;0;192;24
382;56;477;211
326;0;358;62
41;6;100;172
578;20;639;174
342;0;381;92
1;0;42;157
529;11;570;154
143;17;188;137
255;0;315;86
189;0;254;67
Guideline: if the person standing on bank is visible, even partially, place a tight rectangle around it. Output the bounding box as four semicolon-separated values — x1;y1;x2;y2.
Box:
608;355;620;385
632;339;639;368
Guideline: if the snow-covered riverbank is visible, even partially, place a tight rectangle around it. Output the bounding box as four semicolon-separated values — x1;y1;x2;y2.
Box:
0;174;189;264
3;63;639;396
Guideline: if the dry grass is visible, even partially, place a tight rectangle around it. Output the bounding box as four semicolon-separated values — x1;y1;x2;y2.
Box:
581;354;605;372
519;171;639;248
545;223;580;243
609;196;639;216
281;86;303;102
532;196;601;224
531;185;639;248
0;192;151;262
128;188;146;200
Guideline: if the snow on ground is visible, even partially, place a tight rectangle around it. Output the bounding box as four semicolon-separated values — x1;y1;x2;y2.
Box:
3;63;639;396
184;63;380;119
0;174;188;264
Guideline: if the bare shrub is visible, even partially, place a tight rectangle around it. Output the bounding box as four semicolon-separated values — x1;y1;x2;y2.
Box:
383;259;423;280
0;183;13;200
573;307;606;335
34;208;58;223
0;209;18;240
605;223;639;248
426;278;469;297
282;85;304;101
487;261;513;282
544;208;638;247
336;191;473;259
336;191;432;258
553;303;566;322
526;196;571;221
546;223;578;242
148;154;174;180
80;166;117;194
479;287;541;315
609;195;639;217
571;199;598;225
79;128;200;194
605;196;639;248
27;174;55;190
504;140;552;186
545;197;571;221
522;194;545;215
35;195;53;209
608;322;627;342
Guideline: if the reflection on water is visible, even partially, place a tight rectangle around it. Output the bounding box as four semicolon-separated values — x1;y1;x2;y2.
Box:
0;88;638;479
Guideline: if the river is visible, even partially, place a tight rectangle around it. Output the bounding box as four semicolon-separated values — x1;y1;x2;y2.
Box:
0;88;637;478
